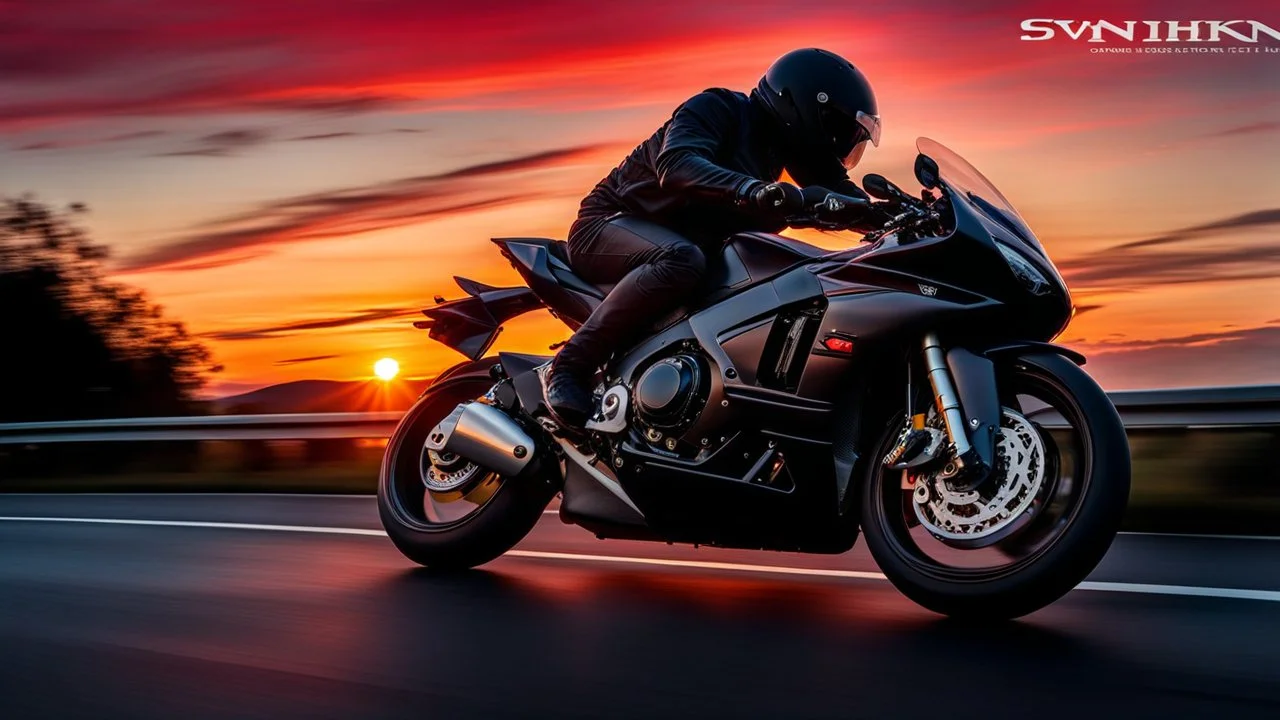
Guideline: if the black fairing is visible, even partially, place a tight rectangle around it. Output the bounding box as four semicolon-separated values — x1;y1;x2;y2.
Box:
498;351;552;416
417;277;544;359
946;348;1000;470
479;222;1052;550
417;147;1085;553
493;237;601;329
701;232;826;304
815;205;1068;343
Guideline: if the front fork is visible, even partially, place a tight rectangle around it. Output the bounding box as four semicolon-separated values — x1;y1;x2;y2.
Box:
923;333;973;460
886;333;1001;491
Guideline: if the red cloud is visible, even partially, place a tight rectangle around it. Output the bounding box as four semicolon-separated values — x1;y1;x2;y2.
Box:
4;0;1274;136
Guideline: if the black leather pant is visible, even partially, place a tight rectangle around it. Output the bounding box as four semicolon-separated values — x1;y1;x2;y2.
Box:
557;214;707;373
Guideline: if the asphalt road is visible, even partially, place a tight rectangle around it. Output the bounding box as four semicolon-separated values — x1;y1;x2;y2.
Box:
0;493;1278;719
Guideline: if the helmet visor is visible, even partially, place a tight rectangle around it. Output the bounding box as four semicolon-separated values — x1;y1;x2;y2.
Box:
841;139;868;170
839;114;880;169
822;107;882;170
856;111;881;148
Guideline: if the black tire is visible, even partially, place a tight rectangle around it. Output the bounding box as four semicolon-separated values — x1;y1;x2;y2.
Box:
377;371;557;570
860;353;1131;619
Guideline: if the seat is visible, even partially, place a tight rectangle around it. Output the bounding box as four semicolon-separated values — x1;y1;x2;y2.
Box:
542;240;614;299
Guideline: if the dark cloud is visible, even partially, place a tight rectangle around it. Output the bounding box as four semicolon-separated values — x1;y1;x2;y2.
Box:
245;94;408;115
434;148;595;180
121;144;603;271
286;127;427;142
1083;326;1274;352
1202;121;1280;139
1062;246;1280;288
288;132;358;142
157;128;271;158
104;129;166;142
1060;207;1280;289
15;128;166;151
1110;208;1280;252
274;354;341;365
207;308;413;341
11;125;430;154
1078;325;1280;390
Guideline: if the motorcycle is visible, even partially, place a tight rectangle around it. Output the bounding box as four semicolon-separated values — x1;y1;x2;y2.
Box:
377;138;1131;619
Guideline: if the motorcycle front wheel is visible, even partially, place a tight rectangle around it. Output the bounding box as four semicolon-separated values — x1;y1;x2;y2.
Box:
860;353;1131;619
377;373;556;570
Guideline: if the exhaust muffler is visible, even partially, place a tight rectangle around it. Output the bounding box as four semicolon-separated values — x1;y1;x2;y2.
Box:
424;402;536;477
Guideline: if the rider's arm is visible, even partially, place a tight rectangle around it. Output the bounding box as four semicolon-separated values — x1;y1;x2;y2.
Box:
789;158;870;201
655;91;765;206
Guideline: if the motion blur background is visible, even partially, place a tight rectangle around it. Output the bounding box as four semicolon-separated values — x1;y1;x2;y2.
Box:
3;0;1277;411
1;0;1275;520
1;5;1278;717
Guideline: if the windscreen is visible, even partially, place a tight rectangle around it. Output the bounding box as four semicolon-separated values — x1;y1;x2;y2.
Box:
916;137;1044;254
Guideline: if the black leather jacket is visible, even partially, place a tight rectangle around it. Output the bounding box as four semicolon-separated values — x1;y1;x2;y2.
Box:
573;88;871;246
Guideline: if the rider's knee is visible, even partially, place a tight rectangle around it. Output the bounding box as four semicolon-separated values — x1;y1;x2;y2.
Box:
660;243;706;287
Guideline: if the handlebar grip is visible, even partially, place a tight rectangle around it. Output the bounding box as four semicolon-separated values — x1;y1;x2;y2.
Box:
818;192;869;212
813;192;870;225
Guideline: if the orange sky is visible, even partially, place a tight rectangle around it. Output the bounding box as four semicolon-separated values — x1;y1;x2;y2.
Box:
3;0;1278;394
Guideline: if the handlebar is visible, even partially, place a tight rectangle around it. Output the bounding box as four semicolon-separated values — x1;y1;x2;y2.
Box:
786;184;944;238
785;188;871;230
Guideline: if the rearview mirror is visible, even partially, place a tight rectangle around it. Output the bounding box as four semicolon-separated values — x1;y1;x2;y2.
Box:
914;154;941;189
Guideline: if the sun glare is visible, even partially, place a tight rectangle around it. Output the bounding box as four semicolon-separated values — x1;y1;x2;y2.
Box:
374;357;400;381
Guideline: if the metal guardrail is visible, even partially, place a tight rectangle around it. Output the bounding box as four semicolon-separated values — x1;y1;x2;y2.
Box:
0;412;404;444
0;386;1276;444
1032;385;1280;430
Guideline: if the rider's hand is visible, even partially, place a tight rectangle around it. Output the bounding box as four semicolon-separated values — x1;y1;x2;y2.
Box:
806;188;871;222
745;181;804;214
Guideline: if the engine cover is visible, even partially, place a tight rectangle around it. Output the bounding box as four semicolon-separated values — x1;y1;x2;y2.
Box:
634;354;703;430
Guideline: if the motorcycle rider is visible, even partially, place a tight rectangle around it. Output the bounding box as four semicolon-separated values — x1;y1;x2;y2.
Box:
545;48;885;427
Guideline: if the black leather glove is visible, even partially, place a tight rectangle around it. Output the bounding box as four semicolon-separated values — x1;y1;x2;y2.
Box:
740;181;804;215
802;186;870;222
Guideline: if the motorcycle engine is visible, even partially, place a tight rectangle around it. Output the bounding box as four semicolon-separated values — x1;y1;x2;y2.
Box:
633;354;707;434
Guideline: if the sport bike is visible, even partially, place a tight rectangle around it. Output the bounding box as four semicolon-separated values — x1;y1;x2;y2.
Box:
377;138;1131;619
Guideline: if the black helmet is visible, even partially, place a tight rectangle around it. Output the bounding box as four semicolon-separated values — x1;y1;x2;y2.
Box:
753;48;880;172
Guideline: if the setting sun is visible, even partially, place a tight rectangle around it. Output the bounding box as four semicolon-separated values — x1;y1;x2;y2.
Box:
374;357;400;381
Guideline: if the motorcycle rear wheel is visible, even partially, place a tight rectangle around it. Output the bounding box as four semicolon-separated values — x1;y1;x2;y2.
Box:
860;354;1130;619
377;374;556;570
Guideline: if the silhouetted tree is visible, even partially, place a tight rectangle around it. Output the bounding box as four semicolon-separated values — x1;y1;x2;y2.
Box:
0;197;221;421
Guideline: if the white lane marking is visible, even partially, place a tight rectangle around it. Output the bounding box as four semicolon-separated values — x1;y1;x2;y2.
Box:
549;513;1280;543
504;549;887;581
3;516;1280;603
1118;531;1280;542
0;492;373;499
7;497;1269;540
1075;581;1280;602
0;516;384;537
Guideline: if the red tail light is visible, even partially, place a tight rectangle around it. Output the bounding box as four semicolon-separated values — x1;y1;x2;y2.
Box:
822;336;854;354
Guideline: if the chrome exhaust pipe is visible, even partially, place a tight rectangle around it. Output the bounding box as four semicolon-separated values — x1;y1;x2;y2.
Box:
424;402;536;476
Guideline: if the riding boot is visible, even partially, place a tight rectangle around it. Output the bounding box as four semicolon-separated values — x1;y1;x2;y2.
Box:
543;337;598;428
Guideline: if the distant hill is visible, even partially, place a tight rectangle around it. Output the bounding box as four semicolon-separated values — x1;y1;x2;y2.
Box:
214;378;431;414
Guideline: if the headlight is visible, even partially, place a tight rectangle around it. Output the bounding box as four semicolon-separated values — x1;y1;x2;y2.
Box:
997;243;1051;295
